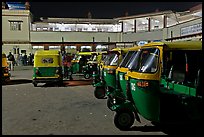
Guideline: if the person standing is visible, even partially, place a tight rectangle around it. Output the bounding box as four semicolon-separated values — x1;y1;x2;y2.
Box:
7;52;15;70
23;53;28;66
19;54;23;66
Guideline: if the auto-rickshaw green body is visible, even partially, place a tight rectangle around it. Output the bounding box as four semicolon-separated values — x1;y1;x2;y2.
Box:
112;41;203;130
32;50;63;87
70;51;92;74
82;51;107;79
106;46;140;110
94;48;129;99
2;52;10;83
92;52;109;86
115;46;140;98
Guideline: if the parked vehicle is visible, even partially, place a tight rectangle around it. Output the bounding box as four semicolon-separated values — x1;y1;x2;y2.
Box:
107;46;140;110
70;51;92;75
112;41;203;130
32;50;63;87
2;52;10;83
82;51;107;79
93;48;129;99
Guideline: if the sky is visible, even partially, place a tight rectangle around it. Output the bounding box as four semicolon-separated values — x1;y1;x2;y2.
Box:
29;2;202;19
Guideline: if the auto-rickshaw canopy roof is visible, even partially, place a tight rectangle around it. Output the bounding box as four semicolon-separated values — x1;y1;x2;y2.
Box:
142;41;202;50
78;52;92;56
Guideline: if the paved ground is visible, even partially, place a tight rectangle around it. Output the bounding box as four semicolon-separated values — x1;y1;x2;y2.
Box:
2;67;203;135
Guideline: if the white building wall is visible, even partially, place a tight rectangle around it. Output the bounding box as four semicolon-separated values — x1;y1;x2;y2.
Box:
30;31;121;43
122;29;163;42
163;18;202;40
2;10;31;42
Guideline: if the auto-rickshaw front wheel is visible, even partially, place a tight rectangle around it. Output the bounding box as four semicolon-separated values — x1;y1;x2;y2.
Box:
114;109;135;130
94;86;106;99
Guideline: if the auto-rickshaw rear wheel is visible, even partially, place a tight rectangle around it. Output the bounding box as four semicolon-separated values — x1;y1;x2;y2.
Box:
84;73;91;79
114;109;135;130
94;86;106;99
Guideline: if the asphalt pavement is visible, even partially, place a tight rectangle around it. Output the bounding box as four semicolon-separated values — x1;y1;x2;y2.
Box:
2;67;203;135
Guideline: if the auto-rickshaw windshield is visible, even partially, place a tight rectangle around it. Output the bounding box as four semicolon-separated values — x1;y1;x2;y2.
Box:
90;54;97;61
109;53;119;66
104;53;117;66
128;48;160;73
119;51;137;68
72;54;80;61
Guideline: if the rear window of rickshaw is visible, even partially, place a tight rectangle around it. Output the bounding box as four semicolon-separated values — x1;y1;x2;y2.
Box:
41;58;54;63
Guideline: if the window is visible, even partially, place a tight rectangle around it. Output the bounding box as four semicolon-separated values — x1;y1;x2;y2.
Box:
9;21;22;31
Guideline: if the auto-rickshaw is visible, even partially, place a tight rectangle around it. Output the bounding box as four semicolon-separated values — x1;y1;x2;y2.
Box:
82;51;107;79
112;41;203;130
70;51;92;75
32;50;63;87
107;46;140;110
2;52;10;83
94;47;129;99
92;51;109;86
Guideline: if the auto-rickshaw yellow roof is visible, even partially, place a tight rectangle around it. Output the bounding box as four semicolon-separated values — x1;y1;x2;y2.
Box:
142;41;202;50
78;52;92;56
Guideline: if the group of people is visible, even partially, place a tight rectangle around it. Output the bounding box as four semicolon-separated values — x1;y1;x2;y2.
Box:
6;52;34;70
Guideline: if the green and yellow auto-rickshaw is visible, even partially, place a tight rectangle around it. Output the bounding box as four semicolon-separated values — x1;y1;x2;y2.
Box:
107;46;140;110
70;51;92;75
92;51;109;86
2;52;10;83
32;50;63;87
94;47;129;99
112;41;203;130
82;51;107;79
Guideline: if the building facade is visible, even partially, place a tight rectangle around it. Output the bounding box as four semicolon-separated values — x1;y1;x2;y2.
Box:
2;2;202;56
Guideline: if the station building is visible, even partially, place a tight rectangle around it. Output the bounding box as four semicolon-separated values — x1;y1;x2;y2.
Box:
2;2;202;56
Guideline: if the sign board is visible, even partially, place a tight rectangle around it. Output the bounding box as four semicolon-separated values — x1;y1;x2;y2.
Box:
180;23;202;36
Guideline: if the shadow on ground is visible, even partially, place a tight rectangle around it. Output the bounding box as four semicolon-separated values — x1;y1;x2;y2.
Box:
127;121;203;136
2;79;32;86
35;79;93;87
